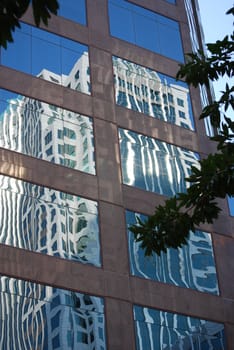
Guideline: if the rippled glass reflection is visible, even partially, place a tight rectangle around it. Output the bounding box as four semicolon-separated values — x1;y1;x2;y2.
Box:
119;128;199;195
59;0;86;25
134;305;227;350
0;175;100;266
126;210;219;294
113;56;194;130
108;0;184;61
0;275;106;349
0;23;90;93
0;88;95;174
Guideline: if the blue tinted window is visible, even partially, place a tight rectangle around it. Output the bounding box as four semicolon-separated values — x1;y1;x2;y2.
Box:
119;128;199;196
126;210;219;294
113;57;194;130
134;305;227;350
0;275;106;349
109;0;184;61
228;196;234;216
1;23;90;94
59;0;86;25
0;175;100;266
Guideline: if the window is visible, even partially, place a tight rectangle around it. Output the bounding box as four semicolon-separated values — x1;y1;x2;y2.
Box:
0;275;106;349
113;56;195;130
109;0;184;61
177;97;184;106
1;23;91;94
126;210;219;294
0;88;95;175
119;128;199;196
228;196;234;216
134;305;226;350
0;175;101;266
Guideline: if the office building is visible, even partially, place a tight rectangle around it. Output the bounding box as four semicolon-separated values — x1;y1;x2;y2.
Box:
0;0;233;348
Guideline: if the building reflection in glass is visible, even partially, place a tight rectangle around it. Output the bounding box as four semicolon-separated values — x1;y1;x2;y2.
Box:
119;128;199;196
0;23;91;94
0;175;100;266
126;210;219;295
0;88;95;174
113;56;194;130
134;305;227;350
0;275;106;349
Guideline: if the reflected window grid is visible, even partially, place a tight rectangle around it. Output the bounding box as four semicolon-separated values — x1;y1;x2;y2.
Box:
113;56;195;130
0;23;91;94
119;128;199;196
134;305;227;350
0;275;106;349
109;0;184;62
0;88;95;175
0;175;101;267
126;210;220;295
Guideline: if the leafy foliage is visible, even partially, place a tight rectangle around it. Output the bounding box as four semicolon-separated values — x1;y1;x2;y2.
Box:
130;7;234;256
0;0;59;49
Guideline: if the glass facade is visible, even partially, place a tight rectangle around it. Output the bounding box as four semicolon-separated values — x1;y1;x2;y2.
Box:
134;305;226;350
0;23;90;94
0;0;231;348
0;175;101;266
0;89;95;174
108;0;184;62
119;128;199;195
113;56;194;130
0;275;106;349
126;210;219;294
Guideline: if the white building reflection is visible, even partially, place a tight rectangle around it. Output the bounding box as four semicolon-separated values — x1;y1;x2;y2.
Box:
113;56;195;130
0;276;106;349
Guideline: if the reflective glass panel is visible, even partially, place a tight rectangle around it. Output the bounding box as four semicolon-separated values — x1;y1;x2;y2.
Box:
126;210;219;294
108;0;184;61
0;175;101;267
119;128;199;195
0;23;90;94
134;305;227;350
59;0;86;25
0;88;95;174
113;56;194;130
0;275;106;350
228;196;234;216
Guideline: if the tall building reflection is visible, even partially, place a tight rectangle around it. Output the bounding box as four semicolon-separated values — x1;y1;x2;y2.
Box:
0;175;100;266
119;128;199;196
0;276;106;349
126;210;219;295
113;56;194;130
134;305;226;350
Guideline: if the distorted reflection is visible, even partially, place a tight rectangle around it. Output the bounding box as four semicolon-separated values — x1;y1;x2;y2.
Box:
0;175;100;266
0;88;95;174
59;0;86;25
108;0;183;61
119;128;199;195
134;305;227;350
0;23;90;93
113;56;194;130
126;210;219;294
0;275;106;349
